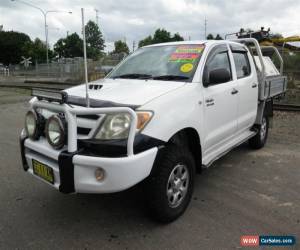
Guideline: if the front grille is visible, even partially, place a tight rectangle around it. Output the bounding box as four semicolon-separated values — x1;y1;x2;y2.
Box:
76;115;103;139
38;108;103;140
77;127;91;135
77;114;100;120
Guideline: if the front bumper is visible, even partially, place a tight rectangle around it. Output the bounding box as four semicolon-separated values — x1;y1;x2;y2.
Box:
21;137;158;193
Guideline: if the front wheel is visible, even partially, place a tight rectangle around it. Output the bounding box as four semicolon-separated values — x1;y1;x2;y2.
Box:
144;145;195;223
249;115;269;149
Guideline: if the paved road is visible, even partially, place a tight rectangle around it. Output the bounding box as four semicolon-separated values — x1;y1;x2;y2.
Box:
0;90;299;250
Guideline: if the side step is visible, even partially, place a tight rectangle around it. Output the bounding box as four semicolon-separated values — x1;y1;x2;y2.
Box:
202;130;256;168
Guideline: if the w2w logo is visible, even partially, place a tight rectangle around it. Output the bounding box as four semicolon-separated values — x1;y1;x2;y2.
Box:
240;236;259;246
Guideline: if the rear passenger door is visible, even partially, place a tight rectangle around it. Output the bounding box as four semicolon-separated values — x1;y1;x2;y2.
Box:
230;44;258;133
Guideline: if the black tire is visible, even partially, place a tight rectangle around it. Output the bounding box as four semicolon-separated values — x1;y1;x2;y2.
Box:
249;115;269;149
144;144;196;223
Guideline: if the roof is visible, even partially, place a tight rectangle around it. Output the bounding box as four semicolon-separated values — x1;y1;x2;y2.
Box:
144;40;225;47
144;40;232;48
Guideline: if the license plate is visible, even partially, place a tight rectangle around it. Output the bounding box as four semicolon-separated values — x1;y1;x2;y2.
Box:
32;159;54;184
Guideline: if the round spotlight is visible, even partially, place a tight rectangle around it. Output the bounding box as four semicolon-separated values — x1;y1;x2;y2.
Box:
25;110;42;140
45;115;66;149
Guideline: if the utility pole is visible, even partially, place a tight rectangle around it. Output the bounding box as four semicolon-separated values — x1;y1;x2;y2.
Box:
204;18;207;39
132;41;136;52
82;8;89;108
11;0;72;67
95;8;99;26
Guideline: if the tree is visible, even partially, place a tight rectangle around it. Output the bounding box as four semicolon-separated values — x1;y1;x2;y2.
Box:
206;34;223;40
172;33;184;42
138;35;153;47
0;30;32;65
54;33;83;58
64;33;83;58
112;40;129;54
215;34;223;40
206;34;214;40
54;21;105;60
85;20;105;59
53;38;65;58
23;38;47;64
138;29;185;47
152;29;172;44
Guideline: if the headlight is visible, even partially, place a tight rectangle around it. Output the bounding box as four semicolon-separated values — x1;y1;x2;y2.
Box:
45;115;66;149
95;111;153;140
25;110;43;140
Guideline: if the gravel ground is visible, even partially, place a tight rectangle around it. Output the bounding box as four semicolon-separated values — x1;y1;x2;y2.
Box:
0;89;299;250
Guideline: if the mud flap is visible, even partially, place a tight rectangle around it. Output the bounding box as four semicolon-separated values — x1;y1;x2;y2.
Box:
255;100;266;125
255;99;273;125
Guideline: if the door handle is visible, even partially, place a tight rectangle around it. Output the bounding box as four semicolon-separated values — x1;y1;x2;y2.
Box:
231;88;239;95
252;83;258;88
205;98;215;107
205;98;214;103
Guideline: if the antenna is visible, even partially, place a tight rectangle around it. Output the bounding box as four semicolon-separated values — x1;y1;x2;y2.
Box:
95;8;99;26
81;8;90;107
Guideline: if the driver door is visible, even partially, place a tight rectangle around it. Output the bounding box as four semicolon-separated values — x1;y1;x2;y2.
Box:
202;44;238;155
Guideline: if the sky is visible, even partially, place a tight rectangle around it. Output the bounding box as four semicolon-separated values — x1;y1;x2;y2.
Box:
0;0;299;52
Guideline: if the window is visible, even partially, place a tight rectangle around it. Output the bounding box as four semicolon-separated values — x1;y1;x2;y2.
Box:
207;52;231;74
108;44;205;82
203;49;232;85
233;52;251;79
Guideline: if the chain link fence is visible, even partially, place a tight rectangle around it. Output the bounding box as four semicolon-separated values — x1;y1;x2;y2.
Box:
3;55;122;84
280;51;300;105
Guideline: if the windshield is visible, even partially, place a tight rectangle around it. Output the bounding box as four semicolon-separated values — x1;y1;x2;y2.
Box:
108;44;205;82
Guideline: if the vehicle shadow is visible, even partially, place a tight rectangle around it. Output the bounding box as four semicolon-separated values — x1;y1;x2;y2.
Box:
41;142;252;229
15;141;269;250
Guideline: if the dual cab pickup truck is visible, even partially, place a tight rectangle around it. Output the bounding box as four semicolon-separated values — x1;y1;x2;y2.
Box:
20;38;286;222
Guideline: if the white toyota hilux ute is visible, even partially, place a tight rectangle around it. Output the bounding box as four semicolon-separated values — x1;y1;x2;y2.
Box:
20;38;287;222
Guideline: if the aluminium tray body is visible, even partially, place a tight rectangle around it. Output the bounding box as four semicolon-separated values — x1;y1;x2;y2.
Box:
259;75;287;101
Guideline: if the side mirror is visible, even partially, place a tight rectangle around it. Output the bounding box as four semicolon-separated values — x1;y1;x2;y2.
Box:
207;68;231;85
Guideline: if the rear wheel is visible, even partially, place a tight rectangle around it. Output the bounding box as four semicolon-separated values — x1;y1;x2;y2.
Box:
249;115;269;149
144;145;195;223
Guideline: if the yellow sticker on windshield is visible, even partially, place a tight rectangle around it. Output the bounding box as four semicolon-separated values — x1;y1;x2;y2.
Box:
180;63;194;73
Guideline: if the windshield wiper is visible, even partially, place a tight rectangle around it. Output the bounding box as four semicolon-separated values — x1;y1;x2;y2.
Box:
113;73;153;79
112;73;190;81
152;75;190;81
